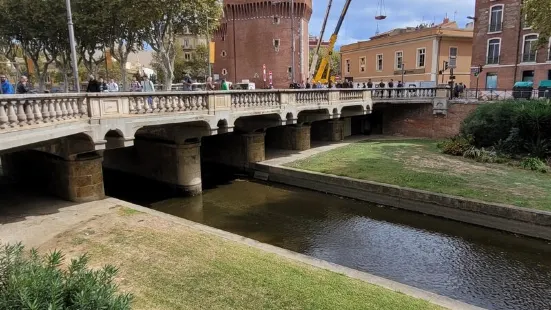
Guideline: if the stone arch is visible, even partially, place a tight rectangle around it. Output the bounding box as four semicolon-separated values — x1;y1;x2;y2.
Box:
104;129;129;150
297;108;330;124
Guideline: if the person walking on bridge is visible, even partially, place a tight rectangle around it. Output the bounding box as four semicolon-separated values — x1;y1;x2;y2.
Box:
0;74;15;94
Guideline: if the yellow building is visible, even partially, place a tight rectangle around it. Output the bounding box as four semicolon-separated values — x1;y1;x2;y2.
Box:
340;19;473;86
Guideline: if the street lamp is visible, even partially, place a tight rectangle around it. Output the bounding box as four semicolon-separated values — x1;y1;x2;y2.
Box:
291;0;295;83
206;17;212;79
65;0;80;93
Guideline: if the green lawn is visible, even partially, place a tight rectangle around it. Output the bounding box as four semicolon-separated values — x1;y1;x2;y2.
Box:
286;139;551;211
42;207;442;310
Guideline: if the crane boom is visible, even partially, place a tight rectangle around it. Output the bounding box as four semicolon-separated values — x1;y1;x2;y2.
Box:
313;0;352;84
309;0;333;80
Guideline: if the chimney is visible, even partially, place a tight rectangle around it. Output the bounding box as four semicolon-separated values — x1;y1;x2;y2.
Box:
443;17;450;24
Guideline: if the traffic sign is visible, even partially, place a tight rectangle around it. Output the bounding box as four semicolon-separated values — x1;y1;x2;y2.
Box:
269;71;273;85
471;67;480;74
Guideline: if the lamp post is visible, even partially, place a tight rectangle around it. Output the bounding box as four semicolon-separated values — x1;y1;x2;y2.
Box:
206;17;211;79
65;0;80;92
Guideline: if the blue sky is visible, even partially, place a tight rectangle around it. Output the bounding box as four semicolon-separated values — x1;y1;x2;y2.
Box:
310;0;476;45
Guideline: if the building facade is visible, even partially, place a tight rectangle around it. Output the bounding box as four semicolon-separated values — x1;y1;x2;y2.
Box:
309;35;329;51
340;19;473;87
180;28;208;62
470;0;551;89
212;0;312;89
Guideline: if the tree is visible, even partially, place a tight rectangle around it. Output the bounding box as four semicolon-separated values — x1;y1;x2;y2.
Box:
184;44;209;80
143;0;222;90
524;0;551;47
309;47;341;78
1;0;65;91
73;0;109;75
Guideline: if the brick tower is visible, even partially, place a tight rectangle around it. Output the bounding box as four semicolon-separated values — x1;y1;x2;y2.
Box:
213;0;313;89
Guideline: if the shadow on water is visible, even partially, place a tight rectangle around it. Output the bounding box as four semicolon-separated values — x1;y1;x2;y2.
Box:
104;165;551;310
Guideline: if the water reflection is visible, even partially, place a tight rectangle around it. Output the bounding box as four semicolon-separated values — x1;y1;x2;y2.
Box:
149;180;551;310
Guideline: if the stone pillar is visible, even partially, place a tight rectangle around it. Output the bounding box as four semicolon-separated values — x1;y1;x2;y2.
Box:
241;132;265;167
103;139;202;196
266;125;311;151
312;120;344;142
1;150;105;202
175;142;202;196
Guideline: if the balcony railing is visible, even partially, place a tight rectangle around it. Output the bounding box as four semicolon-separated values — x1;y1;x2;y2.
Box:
522;52;537;63
489;22;502;33
487;55;500;65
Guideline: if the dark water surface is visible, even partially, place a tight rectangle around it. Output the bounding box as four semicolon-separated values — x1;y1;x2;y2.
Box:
105;171;551;310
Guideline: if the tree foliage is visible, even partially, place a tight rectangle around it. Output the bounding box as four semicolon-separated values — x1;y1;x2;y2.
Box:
524;0;551;47
143;0;222;90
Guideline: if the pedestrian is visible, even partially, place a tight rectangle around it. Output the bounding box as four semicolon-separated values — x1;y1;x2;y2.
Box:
86;75;101;93
107;79;119;92
388;79;394;98
16;76;31;94
182;73;192;91
306;79;311;89
99;77;108;92
397;80;403;97
0;74;15;94
367;79;373;88
206;76;216;90
142;75;155;107
130;78;141;92
378;80;385;98
221;79;229;90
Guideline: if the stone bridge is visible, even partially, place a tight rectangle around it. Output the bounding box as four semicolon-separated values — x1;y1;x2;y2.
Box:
0;88;447;203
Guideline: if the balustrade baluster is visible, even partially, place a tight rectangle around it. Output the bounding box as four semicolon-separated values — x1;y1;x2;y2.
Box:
176;96;184;111
54;99;63;121
16;101;27;126
129;98;137;113
7;101;17;127
0;101;8;129
41;99;50;121
25;101;34;125
71;99;78;118
201;96;207;110
156;97;163;112
33;99;43;123
66;99;74;119
136;97;144;113
183;97;191;111
61;99;69;120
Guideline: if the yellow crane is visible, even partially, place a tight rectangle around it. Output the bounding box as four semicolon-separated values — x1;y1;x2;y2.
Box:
311;0;352;84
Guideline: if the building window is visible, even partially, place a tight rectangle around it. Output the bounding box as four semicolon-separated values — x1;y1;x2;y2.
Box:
345;59;351;74
395;51;403;70
184;53;191;61
221;35;226;42
522;70;535;82
221;50;227;57
486;73;498;89
183;39;190;48
273;39;280;52
416;48;426;68
487;38;500;64
376;54;383;71
221;69;228;76
359;57;366;72
548;70;551;80
273;16;280;24
522;34;538;62
489;5;503;33
523;14;532;30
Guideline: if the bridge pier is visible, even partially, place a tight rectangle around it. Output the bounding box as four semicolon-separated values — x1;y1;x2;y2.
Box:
266;125;311;151
103;139;202;196
1;151;105;202
311;120;344;142
202;132;265;170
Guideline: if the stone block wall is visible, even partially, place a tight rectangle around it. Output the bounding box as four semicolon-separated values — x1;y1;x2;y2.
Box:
380;103;479;139
311;120;344;142
202;132;265;169
1;151;104;202
266;125;311;151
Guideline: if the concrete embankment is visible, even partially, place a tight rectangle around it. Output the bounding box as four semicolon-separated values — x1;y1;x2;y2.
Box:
253;163;551;241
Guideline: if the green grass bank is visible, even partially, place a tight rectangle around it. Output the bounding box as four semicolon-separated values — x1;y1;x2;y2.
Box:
286;139;551;211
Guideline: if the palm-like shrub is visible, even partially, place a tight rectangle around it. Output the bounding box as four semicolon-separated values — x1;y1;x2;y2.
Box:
0;243;132;310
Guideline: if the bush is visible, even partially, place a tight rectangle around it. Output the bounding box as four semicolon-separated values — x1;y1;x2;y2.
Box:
461;100;551;158
520;157;549;173
463;146;502;163
0;243;132;310
438;135;473;156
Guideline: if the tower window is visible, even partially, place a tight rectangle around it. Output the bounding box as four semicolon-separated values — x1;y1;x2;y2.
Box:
221;50;227;57
274;39;280;52
273;16;280;24
221;69;228;76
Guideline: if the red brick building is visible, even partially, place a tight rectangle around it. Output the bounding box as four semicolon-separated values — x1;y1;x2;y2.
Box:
212;0;312;89
470;0;551;89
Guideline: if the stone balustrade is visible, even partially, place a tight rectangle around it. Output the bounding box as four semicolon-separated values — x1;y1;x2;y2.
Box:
0;88;443;132
0;94;87;129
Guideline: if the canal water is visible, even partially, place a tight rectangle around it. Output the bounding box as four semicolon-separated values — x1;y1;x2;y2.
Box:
105;169;551;310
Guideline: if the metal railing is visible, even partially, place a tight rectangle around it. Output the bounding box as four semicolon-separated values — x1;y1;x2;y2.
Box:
368;87;438;100
458;88;551;101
